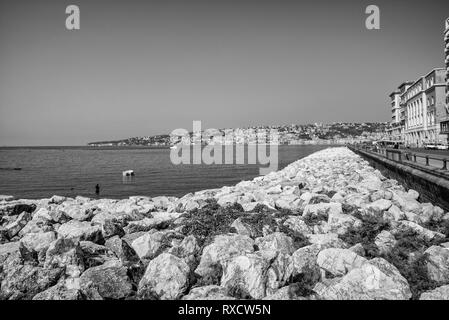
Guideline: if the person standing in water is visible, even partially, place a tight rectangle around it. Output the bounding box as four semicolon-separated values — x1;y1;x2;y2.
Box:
95;184;100;196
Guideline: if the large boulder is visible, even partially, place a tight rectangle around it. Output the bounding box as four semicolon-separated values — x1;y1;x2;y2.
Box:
221;253;271;299
105;235;140;266
138;253;190;300
424;246;449;285
291;244;320;276
314;258;412;300
131;230;181;260
19;231;57;262
57;220;103;243
255;232;295;255
44;238;85;278
317;248;367;277
0;264;63;300
79;259;133;300
195;234;254;278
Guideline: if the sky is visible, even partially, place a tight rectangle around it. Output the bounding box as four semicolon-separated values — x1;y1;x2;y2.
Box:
0;0;448;146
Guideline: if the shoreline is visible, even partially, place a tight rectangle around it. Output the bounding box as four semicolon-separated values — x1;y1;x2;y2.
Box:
1;147;449;300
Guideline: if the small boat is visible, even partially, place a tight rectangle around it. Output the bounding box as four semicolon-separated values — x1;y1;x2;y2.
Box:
122;170;135;177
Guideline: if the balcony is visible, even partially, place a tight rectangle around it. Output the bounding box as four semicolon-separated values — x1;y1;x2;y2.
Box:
441;121;449;134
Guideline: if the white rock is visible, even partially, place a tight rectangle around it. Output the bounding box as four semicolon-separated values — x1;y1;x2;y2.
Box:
138;253;190;300
317;248;367;277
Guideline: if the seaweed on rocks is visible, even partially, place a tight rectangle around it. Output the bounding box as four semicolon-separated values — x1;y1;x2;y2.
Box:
422;219;449;239
176;200;244;247
287;265;321;298
338;212;390;258
380;230;442;299
278;225;310;250
303;212;328;228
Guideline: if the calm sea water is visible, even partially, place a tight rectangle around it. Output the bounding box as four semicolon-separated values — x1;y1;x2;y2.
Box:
0;145;334;199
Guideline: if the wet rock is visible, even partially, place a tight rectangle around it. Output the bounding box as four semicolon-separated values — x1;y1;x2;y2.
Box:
80;259;133;300
138;253;190;300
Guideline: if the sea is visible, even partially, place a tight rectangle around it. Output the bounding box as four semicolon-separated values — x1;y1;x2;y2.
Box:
0;145;335;199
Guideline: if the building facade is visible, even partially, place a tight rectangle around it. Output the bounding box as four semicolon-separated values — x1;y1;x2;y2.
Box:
440;17;449;141
386;90;401;140
404;68;446;147
387;18;449;147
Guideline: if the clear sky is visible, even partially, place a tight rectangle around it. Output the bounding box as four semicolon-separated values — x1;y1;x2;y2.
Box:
0;0;448;146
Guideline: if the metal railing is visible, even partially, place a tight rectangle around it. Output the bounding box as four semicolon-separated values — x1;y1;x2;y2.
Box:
351;144;449;171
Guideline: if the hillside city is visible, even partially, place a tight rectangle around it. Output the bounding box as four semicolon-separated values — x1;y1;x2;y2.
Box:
87;122;389;147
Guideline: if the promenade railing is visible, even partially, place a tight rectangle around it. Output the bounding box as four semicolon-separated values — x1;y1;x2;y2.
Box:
350;144;449;172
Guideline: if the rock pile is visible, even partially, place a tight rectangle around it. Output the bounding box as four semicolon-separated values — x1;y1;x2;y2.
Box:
1;147;449;300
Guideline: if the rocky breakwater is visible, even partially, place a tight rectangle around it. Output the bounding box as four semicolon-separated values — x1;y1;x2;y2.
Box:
1;147;449;300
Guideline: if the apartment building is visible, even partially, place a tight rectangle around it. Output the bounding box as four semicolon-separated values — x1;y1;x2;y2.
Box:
403;68;446;147
386;90;402;140
440;17;449;140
